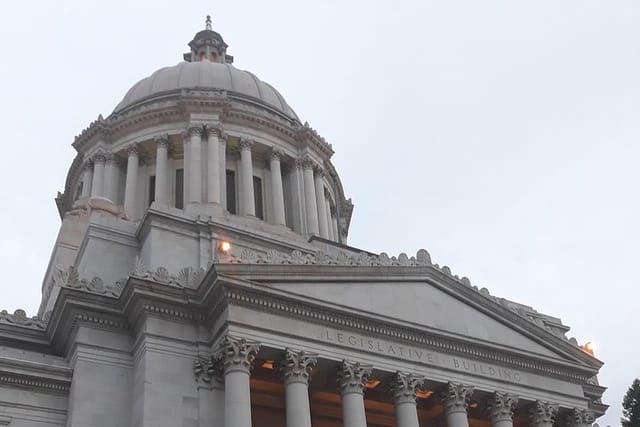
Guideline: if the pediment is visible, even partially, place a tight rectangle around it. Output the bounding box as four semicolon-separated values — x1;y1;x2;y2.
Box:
262;279;572;361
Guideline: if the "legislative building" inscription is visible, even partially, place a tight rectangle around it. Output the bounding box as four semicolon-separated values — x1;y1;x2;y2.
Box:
319;327;523;383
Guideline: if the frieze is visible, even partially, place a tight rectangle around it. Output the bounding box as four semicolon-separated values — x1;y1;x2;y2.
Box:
56;266;124;298
0;372;70;394
0;309;47;330
320;328;524;384
131;256;205;288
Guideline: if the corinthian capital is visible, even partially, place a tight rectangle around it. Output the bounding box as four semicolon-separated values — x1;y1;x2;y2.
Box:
441;382;474;415
337;360;372;395
239;137;255;151
529;400;558;426
206;125;223;138
213;335;261;375
187;125;204;137
103;151;116;164
566;408;595;427
154;134;170;148
92;151;107;163
391;372;425;405
270;148;285;161
488;392;518;423
280;348;318;385
126;144;139;156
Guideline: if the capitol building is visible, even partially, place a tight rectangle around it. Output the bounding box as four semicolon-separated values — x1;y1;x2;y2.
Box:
0;17;606;427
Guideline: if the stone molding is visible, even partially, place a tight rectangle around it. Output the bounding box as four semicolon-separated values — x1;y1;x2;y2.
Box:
279;348;318;385
0;371;70;394
391;372;425;405
529;400;559;425
337;360;372;395
0;309;47;330
488;391;519;423
56;266;125;298
213;335;261;375
441;382;474;415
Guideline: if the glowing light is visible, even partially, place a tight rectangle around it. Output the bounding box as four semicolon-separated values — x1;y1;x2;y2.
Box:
469;402;478;409
416;389;433;399
365;379;381;389
583;341;596;355
261;360;275;370
219;241;231;253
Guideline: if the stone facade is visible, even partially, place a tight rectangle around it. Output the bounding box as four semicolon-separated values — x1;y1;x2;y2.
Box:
0;17;606;427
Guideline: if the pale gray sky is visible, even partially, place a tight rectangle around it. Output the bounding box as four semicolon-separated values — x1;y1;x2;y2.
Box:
0;1;638;425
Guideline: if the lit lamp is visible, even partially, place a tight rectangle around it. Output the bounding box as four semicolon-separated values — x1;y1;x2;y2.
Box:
582;341;596;356
218;241;231;253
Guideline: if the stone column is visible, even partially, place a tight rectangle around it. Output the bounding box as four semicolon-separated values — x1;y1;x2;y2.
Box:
441;382;474;427
566;408;595;427
337;360;372;427
528;400;558;427
123;145;139;219
314;167;330;238
207;127;222;204
90;152;106;197
270;149;286;226
239;138;255;216
324;195;334;240
332;213;339;242
103;152;118;202
280;349;318;427
220;133;228;209
154;135;170;207
215;336;260;427
80;162;93;198
188;126;203;204
488;392;518;427
392;372;425;427
302;158;319;235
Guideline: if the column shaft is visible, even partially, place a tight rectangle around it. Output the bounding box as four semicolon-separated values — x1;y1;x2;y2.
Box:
302;160;319;234
338;361;372;427
225;370;252;427
220;135;227;209
396;402;420;427
270;150;286;226
325;198;334;240
332;214;339;242
314;170;329;238
154;136;169;206
90;155;105;197
281;349;317;427
103;153;118;202
124;147;139;219
239;139;255;216
207;129;221;204
342;393;367;427
81;165;92;198
188;127;203;204
392;372;424;427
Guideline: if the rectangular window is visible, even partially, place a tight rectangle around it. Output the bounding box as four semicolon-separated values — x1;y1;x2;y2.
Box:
226;170;236;214
175;169;184;209
253;176;263;220
148;176;156;207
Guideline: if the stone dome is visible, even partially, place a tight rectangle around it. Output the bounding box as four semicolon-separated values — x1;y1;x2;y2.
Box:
113;61;299;121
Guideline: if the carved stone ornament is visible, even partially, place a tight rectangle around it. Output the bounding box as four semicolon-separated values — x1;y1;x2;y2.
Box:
238;137;255;151
206;125;223;138
488;392;519;423
337;360;372;395
0;309;47;330
92;151;107;163
187;125;204;137
391;372;426;405
103;151;116;163
566;408;595;427
56;266;124;298
441;382;474;415
154;134;170;148
130;257;205;288
213;335;261;375
279;348;318;385
270;148;285;161
529;400;559;426
126;144;139;156
194;356;221;385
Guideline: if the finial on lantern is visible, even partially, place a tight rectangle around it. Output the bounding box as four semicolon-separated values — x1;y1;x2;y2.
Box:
205;15;212;30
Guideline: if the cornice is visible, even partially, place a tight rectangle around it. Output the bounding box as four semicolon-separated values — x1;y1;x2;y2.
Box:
0;371;70;394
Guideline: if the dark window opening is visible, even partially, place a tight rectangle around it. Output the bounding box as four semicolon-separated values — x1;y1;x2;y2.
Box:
226;170;236;214
148;176;156;207
175;169;184;209
253;176;263;220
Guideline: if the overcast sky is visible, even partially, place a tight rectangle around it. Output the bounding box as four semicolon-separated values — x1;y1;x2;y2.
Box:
1;1;638;425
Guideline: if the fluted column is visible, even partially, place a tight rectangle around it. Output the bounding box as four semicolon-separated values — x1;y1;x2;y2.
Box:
528;400;558;427
215;336;260;427
302;158;319;235
239;138;255;216
270;149;286;226
220;133;228;209
566;408;595;427
441;382;474;427
488;392;518;427
337;360;372;427
314;167;329;238
207;127;222;204
103;152;118;202
188;126;203;204
280;349;318;427
90;152;106;197
154;135;169;206
123;145;139;219
392;372;425;427
80;162;93;198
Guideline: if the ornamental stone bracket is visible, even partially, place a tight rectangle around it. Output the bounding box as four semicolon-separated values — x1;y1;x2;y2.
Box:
337;360;372;395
